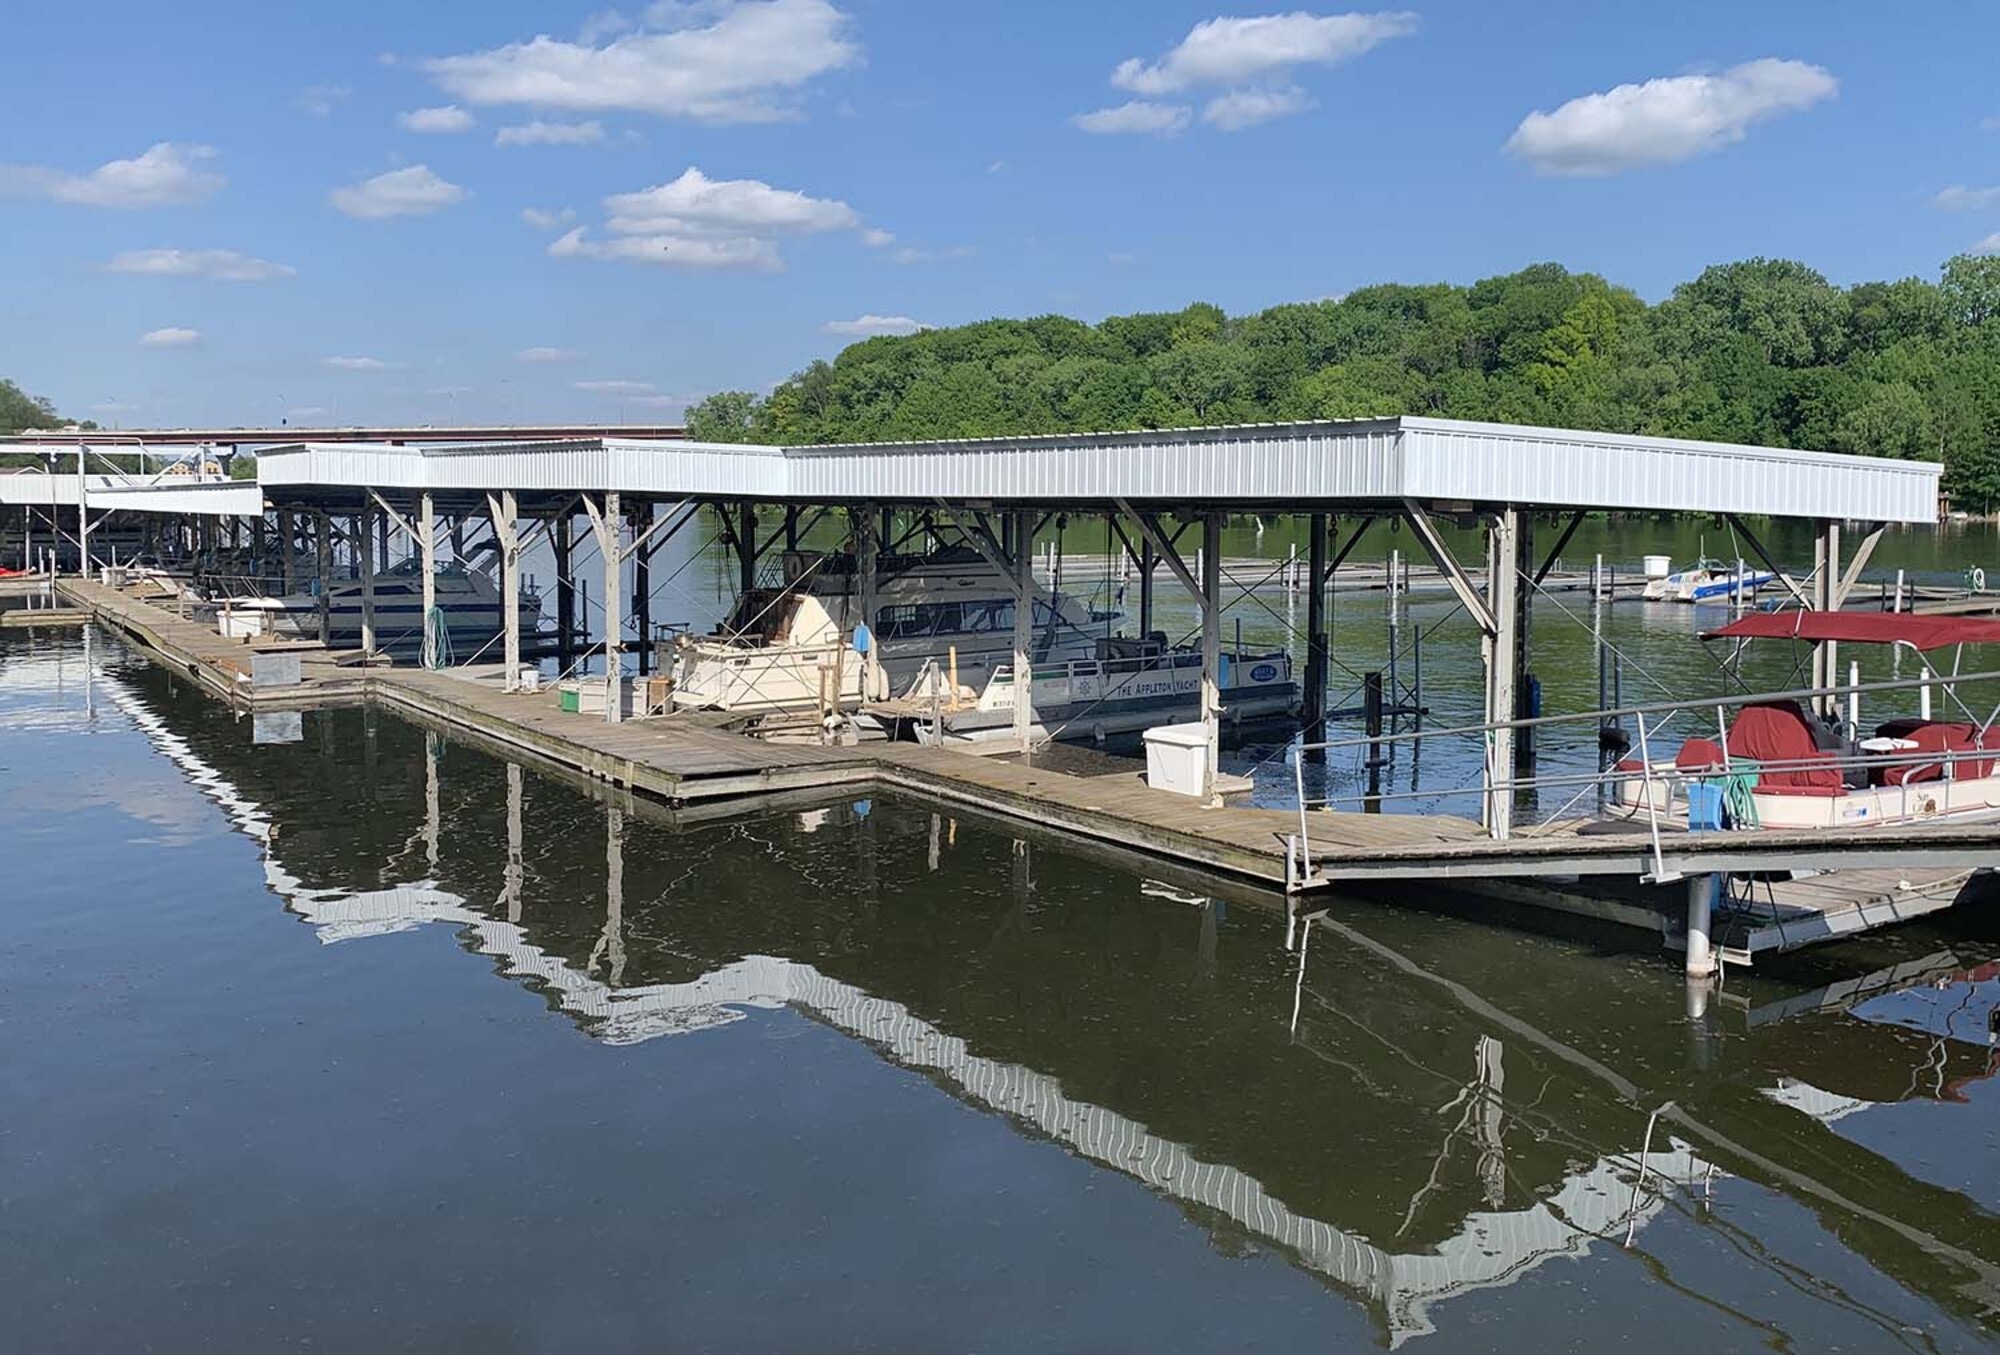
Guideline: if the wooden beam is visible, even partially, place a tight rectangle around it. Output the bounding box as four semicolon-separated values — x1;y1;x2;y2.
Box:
1724;514;1813;609
1832;523;1885;609
1116;499;1201;600
1532;510;1587;587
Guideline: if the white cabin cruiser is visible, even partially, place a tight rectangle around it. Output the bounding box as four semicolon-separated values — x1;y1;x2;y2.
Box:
669;546;1299;741
210;560;543;654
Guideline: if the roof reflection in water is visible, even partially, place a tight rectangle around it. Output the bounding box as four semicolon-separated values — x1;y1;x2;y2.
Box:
82;654;2000;1344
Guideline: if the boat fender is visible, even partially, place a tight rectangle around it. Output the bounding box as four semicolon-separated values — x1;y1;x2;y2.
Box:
1973;567;1986;594
1092;721;1106;744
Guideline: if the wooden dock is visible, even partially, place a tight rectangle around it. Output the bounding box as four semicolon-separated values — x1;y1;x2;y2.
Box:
50;577;1999;961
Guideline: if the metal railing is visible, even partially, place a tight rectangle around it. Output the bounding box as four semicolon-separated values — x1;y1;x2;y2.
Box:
1289;668;2000;886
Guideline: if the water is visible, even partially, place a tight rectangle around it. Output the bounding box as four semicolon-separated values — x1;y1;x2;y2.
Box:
3;628;1996;1351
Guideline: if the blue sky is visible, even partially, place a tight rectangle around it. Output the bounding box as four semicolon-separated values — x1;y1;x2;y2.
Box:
2;0;1996;428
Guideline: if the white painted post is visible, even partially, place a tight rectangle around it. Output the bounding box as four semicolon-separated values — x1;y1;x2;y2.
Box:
857;506;880;705
1202;511;1223;803
1013;509;1034;754
1685;874;1718;979
419;492;437;669
602;490;622;723
75;441;90;578
1847;659;1861;739
1484;509;1520;839
493;490;521;692
358;507;377;656
1894;568;1905;613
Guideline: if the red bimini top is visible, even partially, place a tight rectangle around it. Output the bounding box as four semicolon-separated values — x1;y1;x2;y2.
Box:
1703;610;2000;653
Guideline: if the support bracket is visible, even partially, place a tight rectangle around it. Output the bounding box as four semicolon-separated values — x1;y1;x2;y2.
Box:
1400;499;1496;635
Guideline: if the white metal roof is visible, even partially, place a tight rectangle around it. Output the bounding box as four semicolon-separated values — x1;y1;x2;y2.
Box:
243;415;1943;523
0;472;262;517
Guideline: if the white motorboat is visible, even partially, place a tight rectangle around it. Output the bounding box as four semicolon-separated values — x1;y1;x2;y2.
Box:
1641;557;1777;603
210;560;542;654
1615;611;2000;830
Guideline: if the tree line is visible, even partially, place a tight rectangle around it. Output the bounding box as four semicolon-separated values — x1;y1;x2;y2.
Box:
687;255;2000;513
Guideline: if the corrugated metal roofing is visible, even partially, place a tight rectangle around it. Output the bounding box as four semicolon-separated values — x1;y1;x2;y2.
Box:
249;416;1942;523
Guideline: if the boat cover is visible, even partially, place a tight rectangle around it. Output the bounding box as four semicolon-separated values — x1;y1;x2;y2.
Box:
1703;611;2000;651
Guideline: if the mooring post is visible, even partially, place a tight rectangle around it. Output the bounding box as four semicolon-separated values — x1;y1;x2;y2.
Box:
1012;508;1035;754
1515;513;1536;767
419;491;437;669
504;761;524;924
1201;510;1223;803
1363;670;1384;809
314;511;332;646
1685;874;1719;980
554;512;575;671
1139;536;1156;637
1303;512;1329;759
357;505;377;656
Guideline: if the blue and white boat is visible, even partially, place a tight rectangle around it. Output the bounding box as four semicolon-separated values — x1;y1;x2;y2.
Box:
1643;558;1776;604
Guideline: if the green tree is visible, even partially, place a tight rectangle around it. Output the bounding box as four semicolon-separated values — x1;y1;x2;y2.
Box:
685;390;760;443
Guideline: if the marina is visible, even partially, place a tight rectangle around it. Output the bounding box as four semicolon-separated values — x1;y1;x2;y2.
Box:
7;416;1995;981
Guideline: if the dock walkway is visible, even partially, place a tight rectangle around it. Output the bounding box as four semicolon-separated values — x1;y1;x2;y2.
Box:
50;578;1998;959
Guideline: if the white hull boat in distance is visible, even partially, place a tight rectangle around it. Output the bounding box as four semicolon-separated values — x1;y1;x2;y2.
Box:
876;642;1299;745
1614;610;2000;832
1642;558;1777;603
669;546;1104;717
211;560;542;655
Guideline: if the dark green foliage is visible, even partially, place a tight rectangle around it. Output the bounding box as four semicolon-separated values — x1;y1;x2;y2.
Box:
675;253;2000;516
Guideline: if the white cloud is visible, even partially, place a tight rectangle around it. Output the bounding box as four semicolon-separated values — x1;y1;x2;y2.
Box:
627;393;684;407
1108;251;1137;266
0;142;224;209
1933;185;2000;212
860;226;895;247
1112;11;1416;95
298;85;351;117
1073;100;1192;136
1983;116;2000;132
106;248;295;281
824;314;925;336
1975;232;2000;257
287;406;333;420
521;206;578;229
323;355;399;371
423;0;858;124
518;346;581;363
1505;58;1838;177
328;165;466;219
1203;85;1315;130
139;326;201;347
986;159;1006;174
496;119;607;146
553;165;867;271
398;105;477;133
426;385;474;397
574;378;657;394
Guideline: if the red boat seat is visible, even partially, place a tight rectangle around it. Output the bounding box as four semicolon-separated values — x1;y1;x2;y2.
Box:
1675;738;1725;774
1726;701;1844;796
1882;722;1998;785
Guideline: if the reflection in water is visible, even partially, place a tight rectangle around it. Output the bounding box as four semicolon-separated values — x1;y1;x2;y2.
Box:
14;636;2000;1349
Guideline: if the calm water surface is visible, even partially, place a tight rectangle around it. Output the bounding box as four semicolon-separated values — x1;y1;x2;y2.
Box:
3;629;1997;1352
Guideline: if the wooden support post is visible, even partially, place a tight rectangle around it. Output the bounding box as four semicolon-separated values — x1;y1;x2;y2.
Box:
1813;520;1840;716
1202;511;1223;803
1303;512;1330;757
554;512;575;670
358;507;377;656
1012;509;1034;753
600;491;622;722
314;512;332;645
419;492;437;669
1484;509;1520;839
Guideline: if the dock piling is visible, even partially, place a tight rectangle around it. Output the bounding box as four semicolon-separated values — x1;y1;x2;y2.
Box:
1685;874;1719;979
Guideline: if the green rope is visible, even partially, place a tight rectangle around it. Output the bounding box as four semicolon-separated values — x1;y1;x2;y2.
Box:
1720;761;1760;829
425;605;453;670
